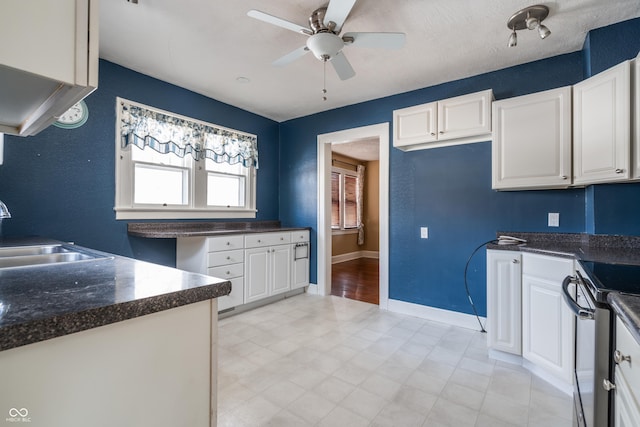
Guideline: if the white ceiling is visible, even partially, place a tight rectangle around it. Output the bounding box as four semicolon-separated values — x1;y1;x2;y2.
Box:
100;0;640;123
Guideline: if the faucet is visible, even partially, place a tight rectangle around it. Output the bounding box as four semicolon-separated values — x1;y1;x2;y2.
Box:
0;199;10;218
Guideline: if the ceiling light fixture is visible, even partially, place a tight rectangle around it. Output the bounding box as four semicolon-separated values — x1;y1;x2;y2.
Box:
506;4;551;47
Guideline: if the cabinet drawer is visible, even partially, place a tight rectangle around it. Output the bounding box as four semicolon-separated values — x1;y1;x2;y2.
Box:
616;317;640;392
522;253;573;280
208;263;244;280
291;230;309;243
207;235;244;252
208;249;244;267
245;232;291;248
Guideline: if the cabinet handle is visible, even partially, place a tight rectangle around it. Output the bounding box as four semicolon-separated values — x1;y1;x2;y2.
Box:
226;271;231;275
560;175;568;180
257;239;261;243
614;349;631;364
602;379;616;391
438;131;444;134
430;132;436;136
615;169;624;174
226;242;230;246
280;237;284;240
226;256;231;260
512;259;519;264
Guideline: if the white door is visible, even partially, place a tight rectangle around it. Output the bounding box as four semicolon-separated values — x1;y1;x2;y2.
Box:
244;247;269;303
573;60;631;185
486;250;522;355
271;244;291;295
492;86;572;190
522;274;575;383
438;89;492;140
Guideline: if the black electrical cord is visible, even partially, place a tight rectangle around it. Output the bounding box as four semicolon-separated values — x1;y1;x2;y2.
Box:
464;239;499;333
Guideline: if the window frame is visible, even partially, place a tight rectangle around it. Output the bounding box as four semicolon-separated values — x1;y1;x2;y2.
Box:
114;98;257;220
331;166;360;235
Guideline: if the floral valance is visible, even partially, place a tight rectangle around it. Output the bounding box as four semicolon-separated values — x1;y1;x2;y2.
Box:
119;98;258;168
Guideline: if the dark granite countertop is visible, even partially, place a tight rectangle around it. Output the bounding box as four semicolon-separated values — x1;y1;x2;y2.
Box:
608;292;640;346
0;238;231;352
487;232;640;266
128;221;310;238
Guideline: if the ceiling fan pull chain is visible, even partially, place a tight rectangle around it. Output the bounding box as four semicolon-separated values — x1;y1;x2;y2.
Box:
322;59;328;101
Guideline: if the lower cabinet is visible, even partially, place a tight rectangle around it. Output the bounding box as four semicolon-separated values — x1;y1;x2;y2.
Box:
614;317;640;426
486;250;522;355
178;229;309;312
487;250;575;390
244;244;291;303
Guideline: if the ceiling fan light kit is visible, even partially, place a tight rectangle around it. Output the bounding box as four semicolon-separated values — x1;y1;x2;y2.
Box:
247;0;406;98
507;4;551;47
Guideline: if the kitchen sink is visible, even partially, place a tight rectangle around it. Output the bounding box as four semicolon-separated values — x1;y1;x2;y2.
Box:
0;244;111;269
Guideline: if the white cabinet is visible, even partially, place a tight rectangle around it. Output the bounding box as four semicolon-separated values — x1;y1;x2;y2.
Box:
0;0;98;136
0;300;217;427
522;253;575;385
633;54;640;179
177;235;245;312
178;229;309;311
393;89;493;151
614;317;640;426
486;250;522;355
573;60;631;185
244;232;292;303
492;86;572;190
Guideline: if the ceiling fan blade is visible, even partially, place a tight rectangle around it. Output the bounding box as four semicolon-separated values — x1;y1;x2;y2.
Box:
247;10;312;35
343;32;406;49
323;0;357;33
331;51;356;80
273;45;309;67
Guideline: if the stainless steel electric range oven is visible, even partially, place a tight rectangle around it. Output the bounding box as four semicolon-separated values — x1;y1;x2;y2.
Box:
562;261;640;427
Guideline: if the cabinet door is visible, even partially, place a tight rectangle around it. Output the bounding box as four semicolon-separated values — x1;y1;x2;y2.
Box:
271;245;292;296
292;257;310;290
522;272;575;384
486;250;522;355
438;89;492;141
393;102;437;147
573;60;631;185
244;247;270;303
492;87;572;190
615;369;640;427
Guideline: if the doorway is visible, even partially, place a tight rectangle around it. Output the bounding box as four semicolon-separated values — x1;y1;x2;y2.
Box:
317;123;389;309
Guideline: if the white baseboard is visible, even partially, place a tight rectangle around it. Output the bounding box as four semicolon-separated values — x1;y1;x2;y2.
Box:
332;251;379;264
306;283;319;295
386;299;486;332
522;359;573;396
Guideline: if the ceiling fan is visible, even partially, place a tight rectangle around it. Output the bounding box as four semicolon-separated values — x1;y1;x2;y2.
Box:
247;0;406;81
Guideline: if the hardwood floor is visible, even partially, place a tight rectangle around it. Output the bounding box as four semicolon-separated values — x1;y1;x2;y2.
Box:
331;257;379;305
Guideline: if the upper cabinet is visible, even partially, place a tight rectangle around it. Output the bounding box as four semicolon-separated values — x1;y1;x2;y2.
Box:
393;89;493;151
573;60;631;185
492;86;572;190
0;0;98;136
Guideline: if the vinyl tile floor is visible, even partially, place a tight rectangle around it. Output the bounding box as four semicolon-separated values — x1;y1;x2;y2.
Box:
217;293;573;427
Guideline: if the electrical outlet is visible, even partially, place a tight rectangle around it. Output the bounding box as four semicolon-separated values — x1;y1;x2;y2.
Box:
548;212;560;227
420;227;429;239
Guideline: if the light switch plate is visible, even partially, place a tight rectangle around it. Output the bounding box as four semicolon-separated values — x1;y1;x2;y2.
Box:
420;227;428;239
548;212;560;227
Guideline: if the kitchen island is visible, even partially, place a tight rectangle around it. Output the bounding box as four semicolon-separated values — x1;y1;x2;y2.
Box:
0;238;230;427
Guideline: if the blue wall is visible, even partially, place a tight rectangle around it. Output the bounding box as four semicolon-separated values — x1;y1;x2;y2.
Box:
280;52;585;316
0;60;281;266
2;19;640;319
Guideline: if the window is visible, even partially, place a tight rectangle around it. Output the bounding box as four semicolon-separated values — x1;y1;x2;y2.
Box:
331;167;360;232
115;98;258;220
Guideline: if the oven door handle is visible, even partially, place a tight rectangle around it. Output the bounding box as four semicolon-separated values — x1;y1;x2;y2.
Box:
562;276;595;320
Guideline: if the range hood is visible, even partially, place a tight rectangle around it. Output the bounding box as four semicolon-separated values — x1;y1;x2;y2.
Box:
0;0;98;137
